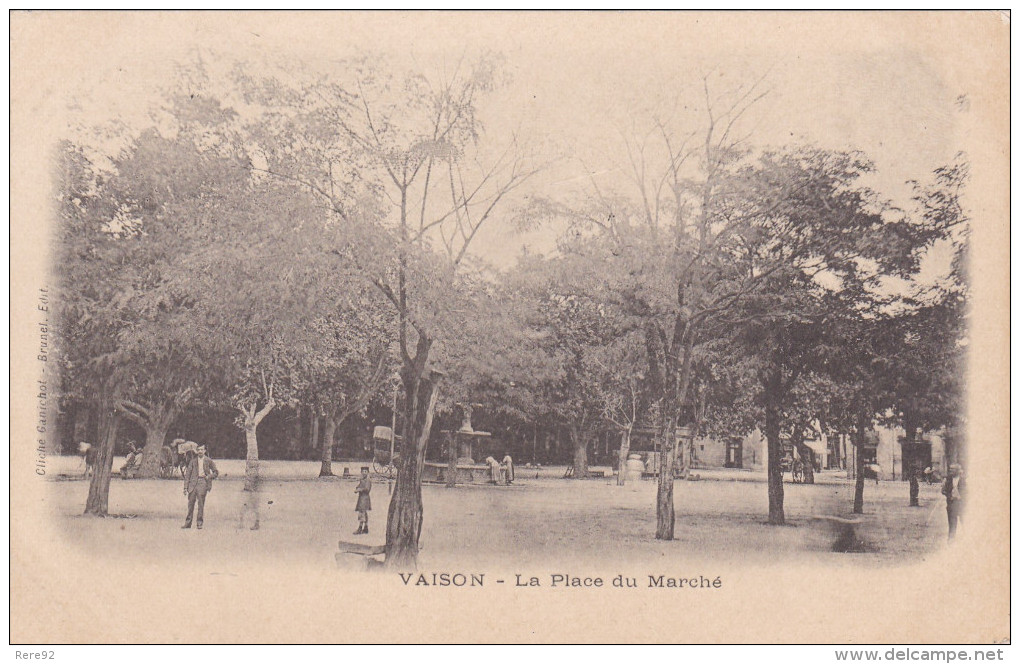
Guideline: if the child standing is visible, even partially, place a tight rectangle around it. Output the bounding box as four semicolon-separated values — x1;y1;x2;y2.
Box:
354;466;372;535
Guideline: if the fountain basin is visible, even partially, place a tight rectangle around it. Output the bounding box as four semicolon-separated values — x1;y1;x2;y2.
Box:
422;461;498;484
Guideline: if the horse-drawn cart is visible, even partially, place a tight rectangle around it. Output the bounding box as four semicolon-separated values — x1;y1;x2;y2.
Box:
371;426;399;479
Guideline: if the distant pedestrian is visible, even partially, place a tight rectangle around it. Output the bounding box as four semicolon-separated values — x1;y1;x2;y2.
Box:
182;444;219;530
353;467;372;535
78;441;97;478
502;454;515;485
941;464;965;540
909;468;920;506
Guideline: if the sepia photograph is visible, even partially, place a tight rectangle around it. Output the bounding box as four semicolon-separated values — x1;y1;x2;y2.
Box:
9;11;1010;646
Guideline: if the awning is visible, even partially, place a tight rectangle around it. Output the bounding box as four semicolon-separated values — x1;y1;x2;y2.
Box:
804;439;828;455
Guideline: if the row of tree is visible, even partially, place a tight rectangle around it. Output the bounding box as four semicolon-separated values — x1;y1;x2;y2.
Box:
55;57;967;567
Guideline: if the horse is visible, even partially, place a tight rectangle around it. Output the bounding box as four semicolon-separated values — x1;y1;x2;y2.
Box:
170;439;196;478
158;444;175;478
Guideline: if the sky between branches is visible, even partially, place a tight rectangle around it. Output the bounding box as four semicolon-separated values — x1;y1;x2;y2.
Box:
46;12;968;283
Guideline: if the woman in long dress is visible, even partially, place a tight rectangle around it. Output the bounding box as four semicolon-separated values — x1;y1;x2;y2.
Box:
502;454;515;485
485;456;501;484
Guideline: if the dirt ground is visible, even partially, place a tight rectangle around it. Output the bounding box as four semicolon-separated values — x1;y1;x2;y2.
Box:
44;455;951;573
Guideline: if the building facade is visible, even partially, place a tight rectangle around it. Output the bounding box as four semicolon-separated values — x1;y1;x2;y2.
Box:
688;425;949;481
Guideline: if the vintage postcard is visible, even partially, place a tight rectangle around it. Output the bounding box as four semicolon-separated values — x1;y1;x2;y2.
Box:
10;11;1010;644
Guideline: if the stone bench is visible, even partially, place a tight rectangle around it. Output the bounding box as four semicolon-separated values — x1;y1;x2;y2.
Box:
335;541;386;570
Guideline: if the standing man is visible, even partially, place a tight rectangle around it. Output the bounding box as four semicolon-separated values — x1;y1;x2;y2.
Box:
79;441;97;478
941;463;965;540
353;467;372;535
182;444;219;530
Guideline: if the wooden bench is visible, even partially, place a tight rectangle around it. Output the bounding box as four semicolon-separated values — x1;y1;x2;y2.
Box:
335;541;386;570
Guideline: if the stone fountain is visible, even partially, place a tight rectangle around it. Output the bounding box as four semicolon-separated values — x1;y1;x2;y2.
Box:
422;403;496;485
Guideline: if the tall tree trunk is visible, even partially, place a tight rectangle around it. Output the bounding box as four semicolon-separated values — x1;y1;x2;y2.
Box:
286;408;303;460
655;414;677;539
843;432;853;478
241;399;275;492
800;443;816;484
676;431;692;478
853;408;868;514
136;403;176;479
385;367;441;570
649;310;697;540
765;401;785;525
84;401;119;516
445;431;458;488
309;412;320;462
319;415;337;477
137;420;171;479
569;425;590;479
793;428;815;485
830;431;841;469
244;424;260;492
617;426;632;486
72;402;91;449
240;481;262;530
